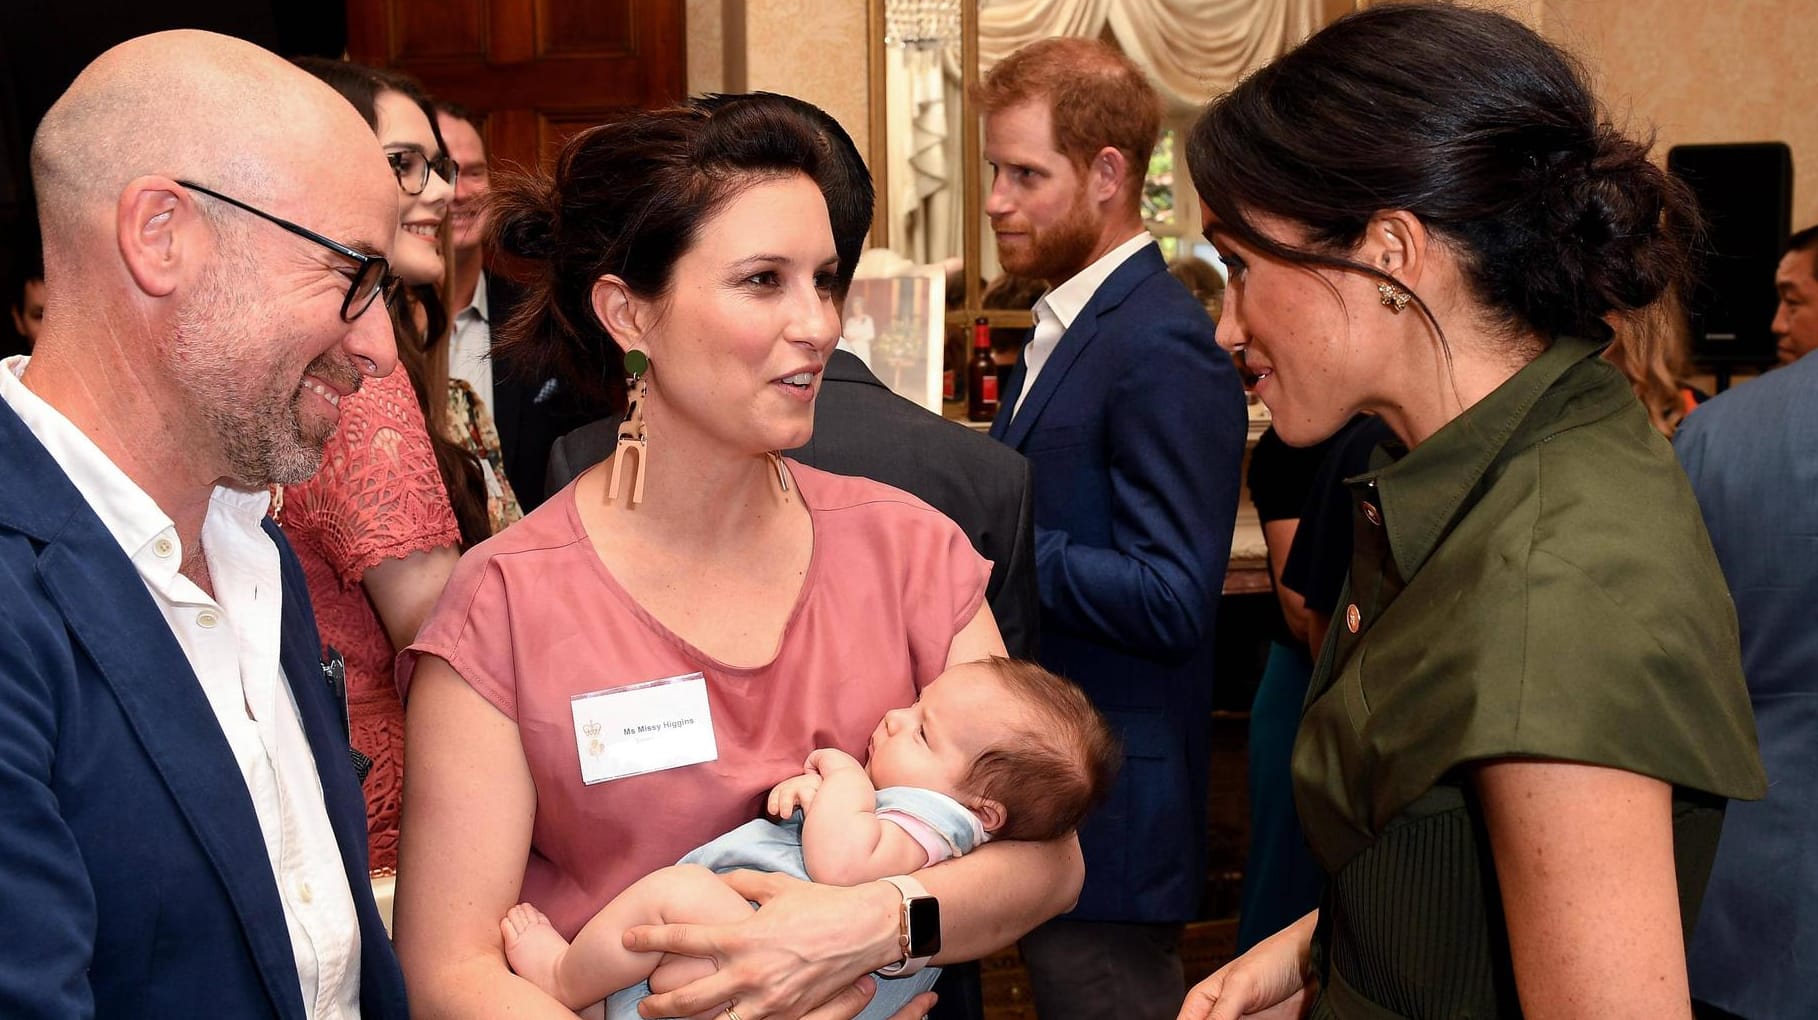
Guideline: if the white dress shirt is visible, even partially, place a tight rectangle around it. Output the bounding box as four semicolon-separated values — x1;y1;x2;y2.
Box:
449;269;495;410
1;356;363;1019
1012;230;1155;419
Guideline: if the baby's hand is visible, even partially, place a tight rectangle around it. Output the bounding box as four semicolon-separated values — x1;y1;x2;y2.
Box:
803;747;864;777
767;772;823;819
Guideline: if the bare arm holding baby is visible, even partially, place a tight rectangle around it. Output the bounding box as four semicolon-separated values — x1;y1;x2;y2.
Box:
629;604;1094;1019
794;748;932;885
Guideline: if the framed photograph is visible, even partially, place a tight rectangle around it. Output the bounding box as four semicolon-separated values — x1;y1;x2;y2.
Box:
842;267;945;413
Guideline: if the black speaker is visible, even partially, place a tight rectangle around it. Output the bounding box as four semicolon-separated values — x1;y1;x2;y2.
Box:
1668;142;1794;368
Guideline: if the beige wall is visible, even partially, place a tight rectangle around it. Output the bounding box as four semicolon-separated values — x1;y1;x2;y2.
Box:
690;2;1811;230
1449;0;1541;27
685;0;726;95
743;2;871;158
685;0;871;158
1544;1;1814;229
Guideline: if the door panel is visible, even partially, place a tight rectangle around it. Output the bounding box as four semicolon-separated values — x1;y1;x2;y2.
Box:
346;0;684;174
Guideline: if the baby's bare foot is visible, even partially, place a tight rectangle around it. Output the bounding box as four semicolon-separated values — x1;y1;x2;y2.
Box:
500;903;576;1005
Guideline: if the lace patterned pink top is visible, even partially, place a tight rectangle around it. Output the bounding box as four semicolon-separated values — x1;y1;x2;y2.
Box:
278;366;461;873
400;462;989;938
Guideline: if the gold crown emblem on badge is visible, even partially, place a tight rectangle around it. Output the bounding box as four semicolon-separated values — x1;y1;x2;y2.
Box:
583;721;602;736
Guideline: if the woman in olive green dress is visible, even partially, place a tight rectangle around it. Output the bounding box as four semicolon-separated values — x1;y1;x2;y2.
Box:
1179;5;1766;1019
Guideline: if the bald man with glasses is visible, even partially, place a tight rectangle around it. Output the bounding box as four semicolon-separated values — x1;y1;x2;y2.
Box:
0;30;409;1019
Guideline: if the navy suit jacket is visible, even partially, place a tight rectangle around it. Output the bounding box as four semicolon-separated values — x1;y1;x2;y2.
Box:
0;398;408;1018
488;272;611;513
1677;354;1818;1020
991;243;1246;922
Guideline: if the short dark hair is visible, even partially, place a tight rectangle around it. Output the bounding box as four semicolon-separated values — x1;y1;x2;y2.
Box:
981;273;1045;354
691;93;873;299
1787;225;1818;274
1188;3;1697;346
1167;257;1225;320
7;245;42;314
433;99;478;129
962;656;1120;842
488;101;828;410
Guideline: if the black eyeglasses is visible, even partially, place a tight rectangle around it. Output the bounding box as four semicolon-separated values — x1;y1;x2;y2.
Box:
386;148;459;196
177;180;400;322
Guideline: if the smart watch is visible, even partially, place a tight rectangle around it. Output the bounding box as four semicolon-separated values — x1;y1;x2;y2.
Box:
876;874;940;977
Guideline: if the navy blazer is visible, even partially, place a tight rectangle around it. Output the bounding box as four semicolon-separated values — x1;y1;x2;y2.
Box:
991;243;1246;922
0;397;407;1018
488;272;612;513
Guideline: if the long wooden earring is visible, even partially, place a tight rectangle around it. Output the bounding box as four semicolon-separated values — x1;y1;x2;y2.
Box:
767;451;791;496
608;349;649;506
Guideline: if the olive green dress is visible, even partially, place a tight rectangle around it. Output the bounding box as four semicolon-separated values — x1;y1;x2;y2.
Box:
1292;336;1767;1019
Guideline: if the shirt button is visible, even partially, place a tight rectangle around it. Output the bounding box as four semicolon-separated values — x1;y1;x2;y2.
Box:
1361;501;1382;526
153;537;174;557
1346;603;1362;633
196;610;219;629
298;882;313;905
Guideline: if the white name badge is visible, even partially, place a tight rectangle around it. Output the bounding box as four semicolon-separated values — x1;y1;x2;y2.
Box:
570;672;719;785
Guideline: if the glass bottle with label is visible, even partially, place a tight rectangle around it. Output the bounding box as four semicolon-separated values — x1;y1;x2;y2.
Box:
967;317;999;422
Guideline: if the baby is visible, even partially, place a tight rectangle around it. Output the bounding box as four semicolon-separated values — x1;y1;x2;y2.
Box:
500;655;1120;1020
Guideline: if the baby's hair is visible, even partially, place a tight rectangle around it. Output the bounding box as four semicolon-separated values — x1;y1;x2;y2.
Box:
963;657;1120;842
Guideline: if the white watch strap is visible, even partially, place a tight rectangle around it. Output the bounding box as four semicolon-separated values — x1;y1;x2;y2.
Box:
877;875;933;977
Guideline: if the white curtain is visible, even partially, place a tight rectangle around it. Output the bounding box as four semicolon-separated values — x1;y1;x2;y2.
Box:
886;42;963;264
972;0;1111;76
885;1;967;263
979;0;1323;111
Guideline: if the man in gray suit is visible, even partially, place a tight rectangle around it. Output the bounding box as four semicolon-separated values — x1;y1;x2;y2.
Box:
546;94;1039;662
1676;351;1818;1020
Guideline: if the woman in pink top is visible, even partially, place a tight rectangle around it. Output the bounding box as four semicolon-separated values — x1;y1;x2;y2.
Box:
393;99;1084;1020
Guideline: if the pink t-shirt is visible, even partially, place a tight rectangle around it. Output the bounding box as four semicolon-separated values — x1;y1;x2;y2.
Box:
400;461;989;938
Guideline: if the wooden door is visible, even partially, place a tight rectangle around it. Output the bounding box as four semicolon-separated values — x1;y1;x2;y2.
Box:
345;0;685;176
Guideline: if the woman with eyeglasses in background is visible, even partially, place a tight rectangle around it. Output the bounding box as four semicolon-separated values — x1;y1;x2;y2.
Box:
297;58;521;541
274;57;477;877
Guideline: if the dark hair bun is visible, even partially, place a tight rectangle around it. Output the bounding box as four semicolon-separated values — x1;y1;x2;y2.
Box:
1504;126;1696;339
1189;2;1698;343
487;175;560;262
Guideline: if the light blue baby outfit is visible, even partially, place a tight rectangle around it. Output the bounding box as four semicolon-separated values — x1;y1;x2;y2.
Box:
605;786;986;1020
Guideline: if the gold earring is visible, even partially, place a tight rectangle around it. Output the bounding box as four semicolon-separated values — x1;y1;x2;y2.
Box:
608;350;649;506
1377;281;1411;312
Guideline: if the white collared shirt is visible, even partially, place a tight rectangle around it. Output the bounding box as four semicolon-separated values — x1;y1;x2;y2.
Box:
1;356;362;1019
449;269;495;410
1012;230;1155;418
